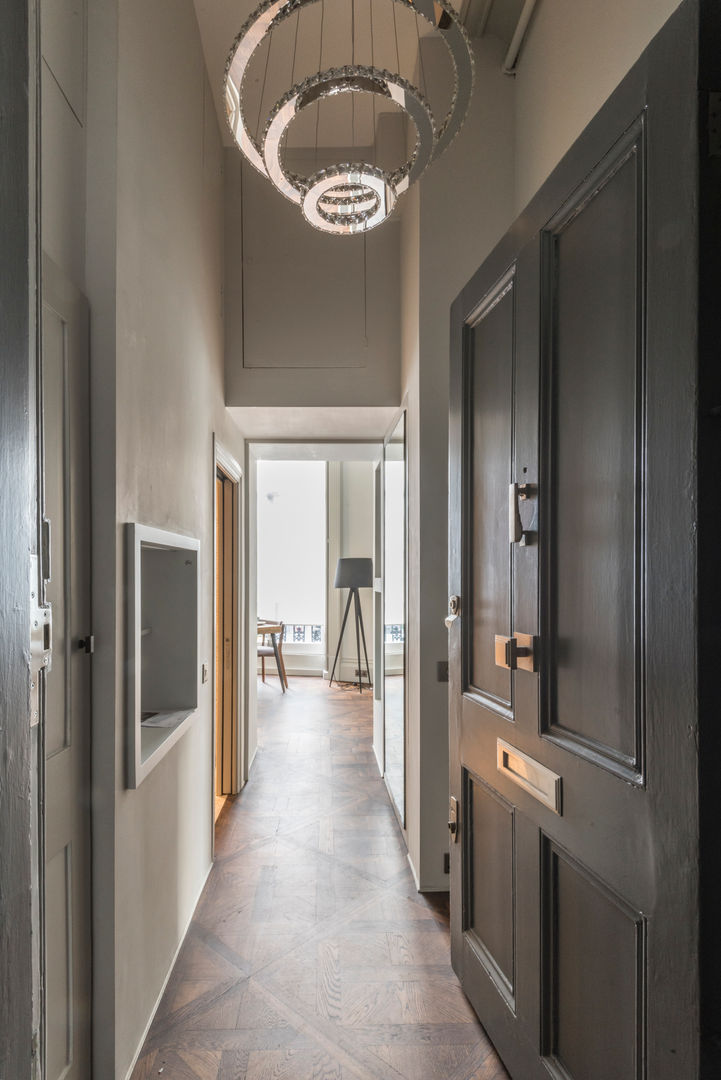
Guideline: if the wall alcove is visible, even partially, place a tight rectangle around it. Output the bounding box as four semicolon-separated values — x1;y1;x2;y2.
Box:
126;523;200;788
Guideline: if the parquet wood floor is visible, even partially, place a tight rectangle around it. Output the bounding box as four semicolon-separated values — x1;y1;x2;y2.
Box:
131;678;509;1080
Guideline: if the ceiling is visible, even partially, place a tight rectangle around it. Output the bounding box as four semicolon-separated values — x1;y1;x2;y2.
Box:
228;405;399;440
193;0;528;151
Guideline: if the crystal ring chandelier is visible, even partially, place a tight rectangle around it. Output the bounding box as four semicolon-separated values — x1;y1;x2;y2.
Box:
224;0;474;235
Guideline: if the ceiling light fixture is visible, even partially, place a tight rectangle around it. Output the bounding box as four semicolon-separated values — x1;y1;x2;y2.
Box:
224;0;474;235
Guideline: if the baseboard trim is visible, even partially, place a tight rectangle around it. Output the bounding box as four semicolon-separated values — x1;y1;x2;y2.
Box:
407;852;421;891
123;861;213;1080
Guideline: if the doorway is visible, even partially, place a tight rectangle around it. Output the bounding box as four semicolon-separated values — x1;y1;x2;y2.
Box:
214;444;242;823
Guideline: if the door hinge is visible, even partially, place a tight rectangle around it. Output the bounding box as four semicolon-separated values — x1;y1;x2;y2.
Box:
78;635;95;654
708;92;721;157
29;555;52;727
443;851;450;874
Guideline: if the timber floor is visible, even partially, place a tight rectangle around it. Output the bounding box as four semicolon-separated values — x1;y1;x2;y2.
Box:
131;677;509;1080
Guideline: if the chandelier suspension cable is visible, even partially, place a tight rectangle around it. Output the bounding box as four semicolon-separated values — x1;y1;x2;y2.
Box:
315;0;325;168
416;14;427;99
369;0;376;165
291;6;300;83
256;33;273;141
351;0;356;147
392;1;401;76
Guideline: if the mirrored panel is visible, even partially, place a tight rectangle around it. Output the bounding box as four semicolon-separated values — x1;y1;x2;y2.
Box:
384;412;406;822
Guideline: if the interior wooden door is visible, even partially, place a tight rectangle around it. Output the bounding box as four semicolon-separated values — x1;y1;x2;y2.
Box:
448;5;712;1077
215;466;237;808
42;255;92;1080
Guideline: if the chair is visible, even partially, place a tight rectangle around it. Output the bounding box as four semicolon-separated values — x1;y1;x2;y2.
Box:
257;621;288;691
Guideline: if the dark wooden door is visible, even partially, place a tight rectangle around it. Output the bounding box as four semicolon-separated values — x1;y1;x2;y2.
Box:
448;4;717;1077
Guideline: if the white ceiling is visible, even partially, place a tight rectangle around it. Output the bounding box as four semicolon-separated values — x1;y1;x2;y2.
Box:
228;405;399;440
250;440;383;460
193;0;525;150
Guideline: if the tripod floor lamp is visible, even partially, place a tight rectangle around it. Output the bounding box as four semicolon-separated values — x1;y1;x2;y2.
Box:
329;558;373;692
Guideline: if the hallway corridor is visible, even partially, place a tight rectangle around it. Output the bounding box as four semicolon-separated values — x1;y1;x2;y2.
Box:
131;679;508;1080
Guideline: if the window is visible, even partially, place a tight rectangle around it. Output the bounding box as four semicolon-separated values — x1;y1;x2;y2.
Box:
257;461;326;647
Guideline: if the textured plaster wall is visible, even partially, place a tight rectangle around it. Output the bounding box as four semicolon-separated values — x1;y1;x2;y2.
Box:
400;35;516;890
83;0;245;1074
514;0;683;210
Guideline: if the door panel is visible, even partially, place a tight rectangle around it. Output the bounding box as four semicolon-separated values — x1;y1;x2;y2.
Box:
449;5;707;1077
543;121;645;779
468;273;514;709
42;256;91;1080
465;773;515;1004
542;840;644;1080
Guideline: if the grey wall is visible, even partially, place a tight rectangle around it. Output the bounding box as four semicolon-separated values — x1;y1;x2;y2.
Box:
400;35;517;889
224;154;401;408
81;0;245;1075
514;0;682;209
113;3;244;1074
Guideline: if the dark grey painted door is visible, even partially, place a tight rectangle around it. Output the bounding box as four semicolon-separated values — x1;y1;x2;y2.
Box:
42;254;92;1080
448;4;716;1077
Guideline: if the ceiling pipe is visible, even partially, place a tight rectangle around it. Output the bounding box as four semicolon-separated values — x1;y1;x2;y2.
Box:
502;0;539;75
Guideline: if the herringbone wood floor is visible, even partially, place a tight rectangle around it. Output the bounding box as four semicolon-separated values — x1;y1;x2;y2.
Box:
131;678;509;1080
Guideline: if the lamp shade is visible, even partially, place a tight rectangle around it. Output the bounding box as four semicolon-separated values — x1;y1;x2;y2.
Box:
334;557;373;589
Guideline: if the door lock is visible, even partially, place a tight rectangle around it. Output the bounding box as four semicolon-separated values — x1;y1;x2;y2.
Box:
448;795;459;842
445;595;460;628
494;632;537;672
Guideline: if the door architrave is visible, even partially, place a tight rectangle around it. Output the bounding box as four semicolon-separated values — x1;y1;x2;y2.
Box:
212;438;244;847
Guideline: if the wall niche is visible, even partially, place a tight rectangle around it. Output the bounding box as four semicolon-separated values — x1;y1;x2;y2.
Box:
126;523;199;788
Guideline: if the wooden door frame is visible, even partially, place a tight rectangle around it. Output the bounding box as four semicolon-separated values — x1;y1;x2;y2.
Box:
382;403;408;830
212;438;244;846
1;0;41;1075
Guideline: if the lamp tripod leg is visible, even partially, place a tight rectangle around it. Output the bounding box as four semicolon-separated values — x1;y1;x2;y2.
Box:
353;588;363;692
357;596;372;690
329;590;354;687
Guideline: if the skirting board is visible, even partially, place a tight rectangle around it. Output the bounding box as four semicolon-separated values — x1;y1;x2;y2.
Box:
406;852;450;895
123;861;213;1080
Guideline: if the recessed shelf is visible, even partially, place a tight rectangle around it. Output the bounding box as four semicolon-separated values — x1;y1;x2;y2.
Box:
126;523;200;788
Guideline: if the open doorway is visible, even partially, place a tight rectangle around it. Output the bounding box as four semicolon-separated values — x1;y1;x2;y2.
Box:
214;443;243;824
246;443;384;761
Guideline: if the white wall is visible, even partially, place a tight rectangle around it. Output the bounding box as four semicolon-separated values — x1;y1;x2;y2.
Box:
401;35;517;890
514;0;682;209
84;0;244;1075
223;154;401;408
41;0;87;288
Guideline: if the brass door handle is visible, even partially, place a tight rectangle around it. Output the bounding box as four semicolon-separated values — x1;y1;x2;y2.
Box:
494;632;537;672
509;482;537;545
